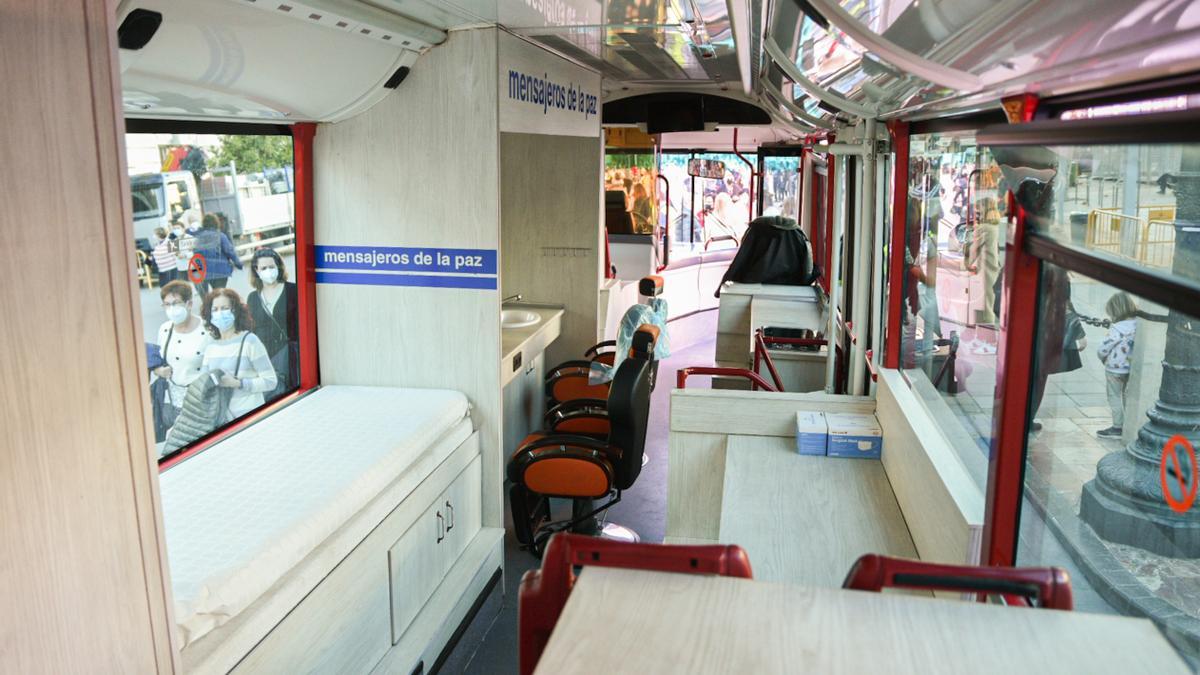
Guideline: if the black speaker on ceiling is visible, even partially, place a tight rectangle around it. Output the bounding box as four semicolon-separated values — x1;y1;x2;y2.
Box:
384;66;411;89
117;9;163;50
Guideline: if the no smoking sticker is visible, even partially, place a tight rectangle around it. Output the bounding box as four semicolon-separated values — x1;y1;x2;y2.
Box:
1159;434;1198;514
188;253;207;284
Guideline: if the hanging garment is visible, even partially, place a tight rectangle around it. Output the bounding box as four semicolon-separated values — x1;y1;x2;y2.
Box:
715;216;819;296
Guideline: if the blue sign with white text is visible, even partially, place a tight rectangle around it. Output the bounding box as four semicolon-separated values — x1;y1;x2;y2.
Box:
315;245;498;290
316;245;497;275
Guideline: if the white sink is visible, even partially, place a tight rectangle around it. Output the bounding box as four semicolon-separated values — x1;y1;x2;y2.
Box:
501;309;540;329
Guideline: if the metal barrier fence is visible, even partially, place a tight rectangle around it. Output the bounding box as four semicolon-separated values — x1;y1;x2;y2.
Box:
1086;208;1176;269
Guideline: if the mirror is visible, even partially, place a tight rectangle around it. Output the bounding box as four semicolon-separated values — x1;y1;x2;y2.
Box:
687;158;726;179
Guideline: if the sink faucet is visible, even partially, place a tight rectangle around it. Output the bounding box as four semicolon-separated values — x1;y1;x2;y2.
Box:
502;293;523;304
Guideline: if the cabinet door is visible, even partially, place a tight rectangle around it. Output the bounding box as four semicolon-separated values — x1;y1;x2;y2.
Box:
440;455;482;573
524;352;545;435
388;497;447;644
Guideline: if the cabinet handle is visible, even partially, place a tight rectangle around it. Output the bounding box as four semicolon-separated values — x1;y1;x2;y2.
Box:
446;500;455;530
436;511;445;544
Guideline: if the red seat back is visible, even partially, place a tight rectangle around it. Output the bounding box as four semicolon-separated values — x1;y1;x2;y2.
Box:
518;533;753;675
842;554;1073;610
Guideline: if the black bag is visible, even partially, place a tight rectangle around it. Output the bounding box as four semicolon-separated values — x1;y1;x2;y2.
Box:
716;216;820;297
1060;311;1086;373
216;333;250;420
150;325;179;443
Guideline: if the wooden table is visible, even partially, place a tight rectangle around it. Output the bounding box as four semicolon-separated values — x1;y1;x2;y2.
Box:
533;567;1188;674
719;436;917;586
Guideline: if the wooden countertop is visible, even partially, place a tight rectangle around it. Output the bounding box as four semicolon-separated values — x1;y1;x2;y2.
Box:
719;435;917;586
534;567;1187;674
500;305;563;387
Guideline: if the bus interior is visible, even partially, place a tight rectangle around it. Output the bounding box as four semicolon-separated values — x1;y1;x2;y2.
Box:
7;0;1200;672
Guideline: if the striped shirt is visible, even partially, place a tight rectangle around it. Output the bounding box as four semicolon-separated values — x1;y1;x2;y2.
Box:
152;238;176;272
200;331;277;421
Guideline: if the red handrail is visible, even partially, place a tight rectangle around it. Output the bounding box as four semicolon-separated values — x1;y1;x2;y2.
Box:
865;348;878;382
732;128;758;222
753;329;785;392
676;366;778;392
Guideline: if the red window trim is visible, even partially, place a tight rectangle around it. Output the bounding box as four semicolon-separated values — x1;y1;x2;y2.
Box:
883;121;909;369
158;122;320;472
823;147;835;293
982;94;1040;566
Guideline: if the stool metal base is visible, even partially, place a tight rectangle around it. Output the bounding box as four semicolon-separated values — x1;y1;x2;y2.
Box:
599;522;640;543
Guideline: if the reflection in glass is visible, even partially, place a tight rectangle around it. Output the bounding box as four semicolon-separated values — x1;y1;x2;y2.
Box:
899;131;1006;489
991;142;1195;272
1019;263;1200;659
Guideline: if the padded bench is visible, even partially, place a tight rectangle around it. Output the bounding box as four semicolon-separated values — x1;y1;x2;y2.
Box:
160;385;479;673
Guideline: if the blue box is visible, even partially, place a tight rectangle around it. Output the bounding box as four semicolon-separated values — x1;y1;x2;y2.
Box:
826;413;883;459
795;411;828;456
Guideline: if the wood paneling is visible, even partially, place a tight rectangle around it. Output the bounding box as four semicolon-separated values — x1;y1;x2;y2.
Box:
666;432;727;540
670;389;874;436
876;370;984;565
719;435;917;586
534;568;1189;674
500;132;603;367
0;2;175;670
315;29;503;528
667;392;874;540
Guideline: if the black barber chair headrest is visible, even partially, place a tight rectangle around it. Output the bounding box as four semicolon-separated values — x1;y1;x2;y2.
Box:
639;275;664;298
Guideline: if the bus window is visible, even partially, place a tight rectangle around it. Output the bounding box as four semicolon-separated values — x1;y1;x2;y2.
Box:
761;155;801;219
986;136;1200;657
899;131;1003;488
127;131;300;465
694;151;755;248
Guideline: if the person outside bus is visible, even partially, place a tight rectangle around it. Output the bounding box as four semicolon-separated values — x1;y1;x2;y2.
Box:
169;219;195;286
630;183;654;234
151;227;177;285
192;213;243;296
153;281;211;425
1096;292;1138;438
247;248;299;400
200;288;277;423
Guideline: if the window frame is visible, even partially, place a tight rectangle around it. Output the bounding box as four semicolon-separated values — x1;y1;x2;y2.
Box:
124;119;320;471
975;104;1200;566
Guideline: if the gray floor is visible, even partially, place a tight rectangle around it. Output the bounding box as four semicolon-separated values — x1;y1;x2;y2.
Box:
439;311;719;675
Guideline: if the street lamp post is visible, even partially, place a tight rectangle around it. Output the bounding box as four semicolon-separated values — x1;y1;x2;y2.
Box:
1081;145;1200;556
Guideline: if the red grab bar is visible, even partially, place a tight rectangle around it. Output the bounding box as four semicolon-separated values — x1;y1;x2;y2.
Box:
676;366;778;392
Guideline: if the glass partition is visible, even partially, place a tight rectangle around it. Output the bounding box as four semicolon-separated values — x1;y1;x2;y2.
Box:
899;130;1006;489
127;131;299;464
990;135;1200;660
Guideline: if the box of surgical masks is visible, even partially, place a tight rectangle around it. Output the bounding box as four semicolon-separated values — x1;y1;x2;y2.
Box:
795;411;829;456
826;413;883;459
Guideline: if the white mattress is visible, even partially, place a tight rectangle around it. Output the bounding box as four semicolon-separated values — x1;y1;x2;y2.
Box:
160;385;471;648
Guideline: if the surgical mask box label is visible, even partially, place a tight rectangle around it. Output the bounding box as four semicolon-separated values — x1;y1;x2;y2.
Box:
826;413;883;459
795;411;829;456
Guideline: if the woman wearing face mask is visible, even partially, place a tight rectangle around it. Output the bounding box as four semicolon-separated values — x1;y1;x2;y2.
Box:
154;281;211;419
247;248;299;399
200;288;277;423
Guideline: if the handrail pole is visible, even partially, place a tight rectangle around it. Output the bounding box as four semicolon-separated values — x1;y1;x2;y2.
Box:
657;174;671;270
733;128;757;223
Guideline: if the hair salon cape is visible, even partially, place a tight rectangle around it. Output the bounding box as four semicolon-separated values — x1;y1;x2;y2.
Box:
588;299;670;384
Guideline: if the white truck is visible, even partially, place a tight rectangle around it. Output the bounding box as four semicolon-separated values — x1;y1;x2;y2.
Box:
130;164;295;256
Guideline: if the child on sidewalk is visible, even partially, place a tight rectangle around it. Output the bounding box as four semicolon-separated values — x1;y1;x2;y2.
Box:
1096;292;1138;438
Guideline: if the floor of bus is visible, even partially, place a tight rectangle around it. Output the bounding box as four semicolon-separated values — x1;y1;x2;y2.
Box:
440;309;720;674
437;309;1124;674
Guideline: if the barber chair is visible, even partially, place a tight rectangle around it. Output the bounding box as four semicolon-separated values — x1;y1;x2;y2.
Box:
509;326;656;557
543;275;664;409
